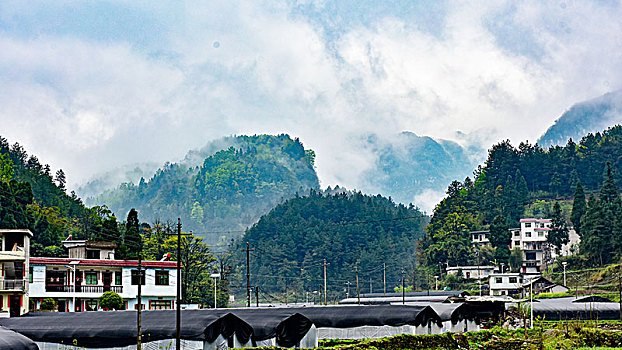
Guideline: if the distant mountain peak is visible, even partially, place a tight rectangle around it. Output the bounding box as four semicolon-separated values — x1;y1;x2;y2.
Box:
538;89;622;148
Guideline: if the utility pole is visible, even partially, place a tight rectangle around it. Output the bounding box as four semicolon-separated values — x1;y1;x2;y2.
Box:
383;263;386;295
255;286;259;307
355;265;360;305
241;242;255;307
176;218;182;350
401;268;405;305
137;238;142;350
323;259;328;305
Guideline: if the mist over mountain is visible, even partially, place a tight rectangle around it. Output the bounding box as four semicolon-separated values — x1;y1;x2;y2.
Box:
88;134;319;245
360;132;478;211
538;90;622;148
76;162;161;199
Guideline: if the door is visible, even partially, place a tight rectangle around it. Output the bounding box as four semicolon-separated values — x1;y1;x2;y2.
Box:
9;295;21;317
57;300;66;312
103;272;112;292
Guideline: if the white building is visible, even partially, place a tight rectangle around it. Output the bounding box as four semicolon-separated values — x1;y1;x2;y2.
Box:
0;229;32;317
470;231;490;245
29;240;178;312
511;218;551;275
446;266;495;280
488;273;523;296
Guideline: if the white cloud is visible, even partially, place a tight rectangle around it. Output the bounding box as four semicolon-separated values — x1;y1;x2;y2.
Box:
0;0;621;208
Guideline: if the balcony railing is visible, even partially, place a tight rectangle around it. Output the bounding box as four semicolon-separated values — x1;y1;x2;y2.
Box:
0;279;26;291
523;260;539;267
45;284;123;294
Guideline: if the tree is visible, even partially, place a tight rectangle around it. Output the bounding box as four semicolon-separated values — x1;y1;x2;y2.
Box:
158;233;216;304
508;248;523;272
99;291;124;310
125;209;141;259
0;152;14;182
489;215;510;264
54;169;66;190
548;202;569;253
600;162;619;205
571;181;586;235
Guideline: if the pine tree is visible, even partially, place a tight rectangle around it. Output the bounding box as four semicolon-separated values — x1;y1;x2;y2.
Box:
600;162;619;205
54;169;66;190
124;209;141;260
571;181;586;235
548;202;569;253
489;215;510;265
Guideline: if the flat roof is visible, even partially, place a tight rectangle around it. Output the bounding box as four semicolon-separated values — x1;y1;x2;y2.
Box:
0;229;34;237
30;257;177;268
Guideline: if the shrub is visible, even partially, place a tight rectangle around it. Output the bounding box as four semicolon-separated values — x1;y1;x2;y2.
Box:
99;291;124;310
40;298;57;311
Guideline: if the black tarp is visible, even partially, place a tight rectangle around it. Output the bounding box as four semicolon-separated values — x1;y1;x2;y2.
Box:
533;297;621;321
0;310;251;348
0;305;437;348
287;305;440;328
0;326;39;350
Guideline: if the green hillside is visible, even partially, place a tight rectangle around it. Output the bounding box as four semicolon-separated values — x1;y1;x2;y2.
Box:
238;189;428;301
92;134;319;244
420;125;622;272
0;136;130;256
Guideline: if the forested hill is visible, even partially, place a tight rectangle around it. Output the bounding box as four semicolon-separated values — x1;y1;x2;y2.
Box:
538;90;622;148
92;134;319;244
239;189;428;301
0;136;132;257
420;125;622;270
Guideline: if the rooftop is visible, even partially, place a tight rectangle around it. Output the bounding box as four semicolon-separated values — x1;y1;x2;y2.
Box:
30;257;177;268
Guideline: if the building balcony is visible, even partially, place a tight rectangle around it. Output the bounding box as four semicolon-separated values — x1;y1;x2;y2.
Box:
0;279;26;291
0;248;26;261
45;284;123;294
523;260;539;267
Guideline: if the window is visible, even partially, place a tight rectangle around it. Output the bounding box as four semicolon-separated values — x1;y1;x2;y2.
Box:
86;250;99;259
495;277;502;283
155;270;169;286
115;271;122;285
513;231;520;237
509;277;517;283
131;270;145;285
150;300;172;310
29;267;33;283
525;223;531;228
85;300;98;311
538;231;544;237
85;272;98;285
514;241;520;247
526;232;531;237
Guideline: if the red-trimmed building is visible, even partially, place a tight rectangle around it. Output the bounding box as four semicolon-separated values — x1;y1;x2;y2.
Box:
29;240;178;312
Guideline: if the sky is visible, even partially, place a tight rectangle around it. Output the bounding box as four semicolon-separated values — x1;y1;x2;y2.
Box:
1;0;622;210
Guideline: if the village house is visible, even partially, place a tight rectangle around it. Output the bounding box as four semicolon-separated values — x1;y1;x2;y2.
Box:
0;229;32;317
29;239;178;312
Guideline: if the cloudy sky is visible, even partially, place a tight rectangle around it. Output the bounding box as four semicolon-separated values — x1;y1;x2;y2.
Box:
1;0;622;206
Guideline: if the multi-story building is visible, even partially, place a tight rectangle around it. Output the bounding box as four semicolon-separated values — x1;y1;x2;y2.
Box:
511;218;551;275
29;240;178;312
0;229;32;317
488;272;523;296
